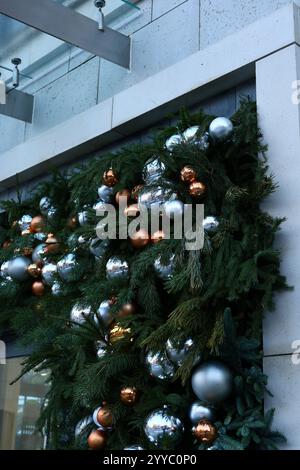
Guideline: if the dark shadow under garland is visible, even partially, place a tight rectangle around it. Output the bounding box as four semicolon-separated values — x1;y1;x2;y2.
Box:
0;100;287;450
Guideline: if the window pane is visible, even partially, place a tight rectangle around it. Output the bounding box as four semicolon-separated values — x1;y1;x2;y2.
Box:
0;357;50;450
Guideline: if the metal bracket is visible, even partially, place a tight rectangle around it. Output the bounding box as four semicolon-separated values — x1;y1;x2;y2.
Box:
0;0;131;69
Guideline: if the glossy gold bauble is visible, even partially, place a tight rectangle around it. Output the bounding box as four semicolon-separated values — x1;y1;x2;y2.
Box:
27;263;42;278
120;386;139;405
130;229;150;248
103;169;118;187
117;303;136;319
193;419;218;445
88;429;107;450
124;204;140;218
151;230;165;244
180;166;197;183
189;181;207;198
109;324;132;345
131;185;144;201
116;189;131;205
32;281;45;297
30;215;45;233
45;233;60;255
97;405;113;428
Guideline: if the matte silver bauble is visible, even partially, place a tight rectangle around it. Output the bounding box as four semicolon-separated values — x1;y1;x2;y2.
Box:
106;257;129;280
8;256;31;282
18;214;32;231
70;303;92;325
145;351;175;381
163;199;184;219
166;338;194;366
153;254;175;281
42;262;57;286
165;134;183;152
32;243;47;265
96;300;114;328
203;216;219;233
144;408;184;446
191;361;233;404
89;238;109;259
209;117;233;142
189;401;217;424
39;197;52;215
142;157;166;184
0;261;10;279
75;416;93;438
95;340;107;359
57;253;83;282
138;186;176;209
124;445;144;451
51;281;63;296
98;185;114;203
78;209;90;226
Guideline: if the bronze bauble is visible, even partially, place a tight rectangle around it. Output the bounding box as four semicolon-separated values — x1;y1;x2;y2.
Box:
189;181;207;198
116;189;131;205
120;386;139;406
97;405;113;428
88;429;107;450
103;169;118;187
180;166;197;183
30;215;45;233
27;263;42;278
117;303;136;319
45;233;60;255
32;281;45;297
130;229;150;248
193;419;218;445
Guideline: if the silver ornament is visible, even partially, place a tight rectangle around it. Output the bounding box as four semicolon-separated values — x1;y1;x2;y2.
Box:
138;186;177;209
144;408;184;446
183;126;200;142
98;185;113;203
209;117;233;142
165;134;183;152
32;243;47;265
106;257;129;281
145;351;175;381
70;303;92;325
143;157;166;184
7;256;31;282
42;263;57;286
189;401;217;424
57;253;83;283
18;214;32;231
34;232;47;242
93;199;109;214
92;407;109;429
191;361;233;404
95;300;114;328
47;206;58;222
124;445;144;451
51;281;63;296
78;209;90;226
89;238;109;259
164;199;184;219
203;216;219;233
195;131;210;150
95;340;107;359
0;261;10;279
153;254;175;281
166;338;194;366
39;197;52;215
75;416;93;438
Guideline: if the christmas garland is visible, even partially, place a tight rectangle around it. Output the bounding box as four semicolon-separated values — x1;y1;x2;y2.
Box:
0;100;287;450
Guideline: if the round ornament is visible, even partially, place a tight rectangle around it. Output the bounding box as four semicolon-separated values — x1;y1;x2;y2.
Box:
138;186;176;209
98;185;114;203
42;262;57;286
89;238;109;260
95;405;113;428
88;429;107;450
106;257;129;281
143;157;166;184
78;209;90;226
27;263;42;278
191;361;233;404
103;168;118;187
32;243;47;267
144;408;184;447
120;386;139;406
57;253;83;283
32;281;45;297
166;338;194;366
145;351;175;381
203;216;219;233
151;230;165;244
165;134;183;152
51;281;63;296
189;401;217;424
130;229;150;249
209;117;233;142
109;324;132;345
117;302;136;319
115;189;131;205
183;125;200;143
193;419;218;445
189;181;206;198
96;299;115;328
153;254;175;281
67;215;77;230
95;340;107;359
39;197;52;215
45;234;60;255
30;215;45;233
180;166;197;183
0;261;10;279
34;232;48;242
46;207;58;223
7;256;31;282
18;215;32;231
70;303;92;325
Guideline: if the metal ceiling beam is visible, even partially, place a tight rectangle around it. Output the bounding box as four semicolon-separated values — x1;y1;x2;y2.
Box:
0;88;34;123
0;0;131;69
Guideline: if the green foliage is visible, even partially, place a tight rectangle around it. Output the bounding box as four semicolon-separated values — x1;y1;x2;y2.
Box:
0;99;287;450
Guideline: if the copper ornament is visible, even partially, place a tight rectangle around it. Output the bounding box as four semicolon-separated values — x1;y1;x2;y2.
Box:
88;429;107;450
27;264;42;278
117;303;136;319
97;405;113;428
130;229;150;248
30;215;45;233
193;419;218;445
151;230;165;244
120;386;139;406
45;233;60;255
116;189;131;205
189;181;207;198
180;166;198;183
32;281;45;297
103;169;118;187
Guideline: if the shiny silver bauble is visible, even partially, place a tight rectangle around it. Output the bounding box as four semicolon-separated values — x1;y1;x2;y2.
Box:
203;216;219;233
78;209;90;226
183;125;200;142
189;401;217;424
163;199;184;219
93;199;109;214
96;300;114;328
34;232;48;242
191;361;233;404
32;243;47;265
7;256;31;282
42;262;57;286
144;408;184;447
89;238;109;260
209;117;233;142
98;185;114;203
95;340;107;359
165;134;183;152
47;206;58;222
106;257;129;281
138;186;176;209
70;303;92;325
0;261;10;279
39;197;52;215
18;214;32;231
57;253;83;283
166;338;194;366
145;351;175;381
75;416;93;438
153;254;175;281
51;281;63;296
143;157;166;184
